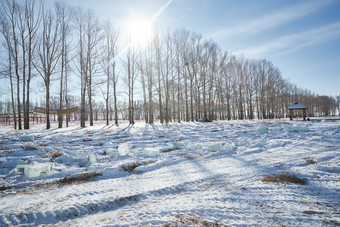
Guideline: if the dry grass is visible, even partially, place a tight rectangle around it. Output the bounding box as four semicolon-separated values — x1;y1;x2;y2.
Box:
51;151;63;159
58;172;102;185
121;160;157;172
83;138;93;142
303;210;326;215
304;157;316;164
0;185;11;191
305;159;316;164
162;147;180;153
162;214;223;227
121;162;142;172
21;144;37;150
261;173;308;185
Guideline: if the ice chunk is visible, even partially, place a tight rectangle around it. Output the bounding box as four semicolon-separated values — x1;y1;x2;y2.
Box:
118;143;130;156
55;153;74;164
222;143;233;152
143;148;160;157
56;152;96;164
257;128;268;135
87;152;97;163
105;148;117;157
2;144;22;150
20;136;34;142
237;138;255;147
23;163;52;178
289;126;309;132
268;139;285;146
21;144;37;150
207;143;223;152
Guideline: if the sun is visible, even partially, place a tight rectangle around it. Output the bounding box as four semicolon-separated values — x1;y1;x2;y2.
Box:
128;19;153;47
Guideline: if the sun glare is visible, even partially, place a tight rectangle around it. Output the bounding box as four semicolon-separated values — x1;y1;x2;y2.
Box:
129;19;153;47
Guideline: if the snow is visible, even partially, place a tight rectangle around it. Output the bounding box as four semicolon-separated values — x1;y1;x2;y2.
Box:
0;119;339;226
19;136;35;142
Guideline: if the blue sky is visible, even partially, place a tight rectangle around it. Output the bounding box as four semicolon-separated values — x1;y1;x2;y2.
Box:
1;0;338;100
62;0;340;96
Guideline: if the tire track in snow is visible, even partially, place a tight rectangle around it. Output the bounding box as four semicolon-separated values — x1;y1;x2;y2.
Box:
0;154;253;226
0;174;227;226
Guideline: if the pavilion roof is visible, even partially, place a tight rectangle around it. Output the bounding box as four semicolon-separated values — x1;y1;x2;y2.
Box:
288;103;307;110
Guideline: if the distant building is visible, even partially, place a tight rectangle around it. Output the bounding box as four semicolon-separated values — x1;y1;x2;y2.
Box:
288;103;308;121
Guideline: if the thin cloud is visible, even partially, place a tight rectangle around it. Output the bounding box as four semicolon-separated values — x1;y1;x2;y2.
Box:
235;21;340;57
207;0;335;40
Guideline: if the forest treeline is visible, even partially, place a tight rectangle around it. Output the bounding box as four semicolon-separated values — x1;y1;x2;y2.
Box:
1;0;339;129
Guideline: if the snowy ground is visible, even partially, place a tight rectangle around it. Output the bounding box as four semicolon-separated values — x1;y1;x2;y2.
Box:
0;119;339;226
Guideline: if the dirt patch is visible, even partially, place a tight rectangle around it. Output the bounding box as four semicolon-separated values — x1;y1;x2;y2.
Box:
58;172;102;185
261;173;308;185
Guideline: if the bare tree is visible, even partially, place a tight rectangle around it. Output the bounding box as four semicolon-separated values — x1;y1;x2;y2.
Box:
101;20;118;126
123;27;139;125
56;1;72;128
74;9;102;127
1;0;23;129
34;8;61;129
23;0;41;129
74;8;87;128
84;10;102;126
0;10;18;129
153;26;164;123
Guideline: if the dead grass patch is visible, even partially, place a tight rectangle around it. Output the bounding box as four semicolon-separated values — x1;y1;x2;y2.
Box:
121;160;157;172
0;185;11;191
142;160;157;166
162;147;180;153
58;172;102;185
305;159;316;164
121;162;142;172
169;214;222;226
21;144;37;150
51;151;63;159
83;138;93;142
97;217;109;222
303;210;326;215
261;173;308;185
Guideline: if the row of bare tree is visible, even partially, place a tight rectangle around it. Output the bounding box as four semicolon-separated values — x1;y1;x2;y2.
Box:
0;0;339;130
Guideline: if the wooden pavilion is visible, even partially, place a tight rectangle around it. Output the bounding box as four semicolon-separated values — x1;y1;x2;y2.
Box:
288;103;308;121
